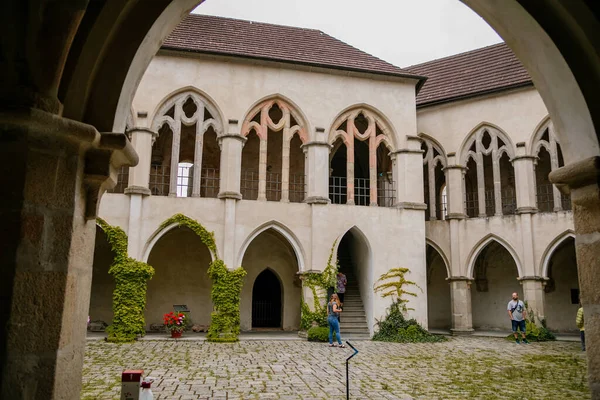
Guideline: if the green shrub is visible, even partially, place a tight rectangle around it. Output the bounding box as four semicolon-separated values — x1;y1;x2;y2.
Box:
372;301;447;343
307;326;330;342
505;320;556;342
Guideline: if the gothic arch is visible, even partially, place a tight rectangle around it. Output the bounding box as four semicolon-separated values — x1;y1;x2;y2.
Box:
459;122;516;165
529;115;552;154
541;230;576;278
237;221;306;272
331;225;373;259
141;218;218;263
419;133;448;167
466;234;523;279
240;94;309;143
426;238;451;278
420;133;448;220
327;104;397;151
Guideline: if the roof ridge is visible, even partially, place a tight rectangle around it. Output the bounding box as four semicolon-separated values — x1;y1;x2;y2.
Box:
187;13;322;33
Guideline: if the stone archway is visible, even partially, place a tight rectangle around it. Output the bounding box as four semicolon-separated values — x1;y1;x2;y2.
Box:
252;269;283;329
88;226;115;329
426;242;451;330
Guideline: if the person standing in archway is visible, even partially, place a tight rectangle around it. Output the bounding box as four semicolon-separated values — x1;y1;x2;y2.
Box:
328;294;345;348
577;302;585;351
336;271;347;306
508;292;529;344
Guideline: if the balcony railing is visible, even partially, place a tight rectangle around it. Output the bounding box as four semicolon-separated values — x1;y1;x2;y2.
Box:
289;173;306;203
354;178;370;206
266;172;282;202
241;170;259;200
465;192;478;218
536;184;554;213
150;165;170;196
329;176;395;207
501;187;517;215
106;166;129;194
329;176;347;205
561;193;572;211
484;189;495;216
377;176;395;208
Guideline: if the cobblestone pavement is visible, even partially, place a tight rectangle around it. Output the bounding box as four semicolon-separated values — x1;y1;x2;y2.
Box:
82;337;589;399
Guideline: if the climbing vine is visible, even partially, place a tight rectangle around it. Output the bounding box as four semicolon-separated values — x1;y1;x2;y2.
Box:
159;214;246;342
97;218;155;343
300;240;338;330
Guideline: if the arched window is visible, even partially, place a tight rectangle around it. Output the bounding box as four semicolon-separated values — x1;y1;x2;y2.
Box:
421;136;446;220
150;91;223;197
240;98;308;203
328;108;395;207
461;125;516;217
531;119;571;212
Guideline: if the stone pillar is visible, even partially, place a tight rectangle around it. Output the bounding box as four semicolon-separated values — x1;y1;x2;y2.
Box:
448;278;474;334
519;277;546;323
168;108;181;197
369;133;378;206
126;127;157;192
281;126;291;202
476;154;487;217
191;123;204;198
550;156;600;396
391;136;426;210
444;153;467;219
492;149;503;216
257;138;268;201
0;108;136;399
512;142;538;213
303;127;331;205
218;120;246;200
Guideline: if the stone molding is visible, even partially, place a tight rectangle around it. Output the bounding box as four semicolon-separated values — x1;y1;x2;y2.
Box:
516;206;538;214
300;141;331;150
446;276;474;282
518;276;549;282
549;156;600;193
218;191;243;200
451;329;475;336
304;196;330;204
511;155;538;162
390;148;425;155
125;186;151;196
394;201;428;210
125;126;157;136
217;133;247;143
446;212;467;220
443;164;467;171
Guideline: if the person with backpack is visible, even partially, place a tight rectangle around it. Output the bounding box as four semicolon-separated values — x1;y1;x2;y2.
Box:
507;292;529;344
577;302;585;351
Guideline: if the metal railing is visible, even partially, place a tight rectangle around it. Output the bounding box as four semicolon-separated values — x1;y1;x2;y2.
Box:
440;194;448;220
149;165;170;196
266;172;282;202
561;193;572;211
484;189;495;216
241;170;259;200
329;176;347;205
376;176;395;208
176;164;193;197
465;192;478;218
252;300;280;328
501;187;517;215
289;173;306;203
536;184;554;213
200;168;220;198
354;178;370;206
106;166;129;194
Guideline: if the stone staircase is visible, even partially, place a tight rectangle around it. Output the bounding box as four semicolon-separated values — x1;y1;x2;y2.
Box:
339;270;370;340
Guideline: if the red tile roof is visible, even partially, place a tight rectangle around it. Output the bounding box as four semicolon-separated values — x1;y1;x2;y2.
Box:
405;43;533;107
163;14;423;81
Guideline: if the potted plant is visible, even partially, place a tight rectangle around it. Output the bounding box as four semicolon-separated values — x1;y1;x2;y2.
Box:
163;311;187;338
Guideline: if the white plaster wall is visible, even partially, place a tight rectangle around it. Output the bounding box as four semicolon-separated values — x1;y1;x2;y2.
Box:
545;239;579;332
89;227;115;325
416;88;549;156
133;52;418;148
427;255;451;329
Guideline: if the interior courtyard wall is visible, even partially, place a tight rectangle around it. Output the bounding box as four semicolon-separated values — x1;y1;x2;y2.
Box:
132;53;418;148
471;245;521;330
88;227;116;325
545;239;579;332
146;227;213;329
239;230;301;331
427;253;451;329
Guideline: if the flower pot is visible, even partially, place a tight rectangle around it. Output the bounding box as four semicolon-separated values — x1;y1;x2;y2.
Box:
170;331;182;339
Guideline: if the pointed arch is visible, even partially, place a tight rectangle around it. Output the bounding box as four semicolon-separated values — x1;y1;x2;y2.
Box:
141;217;218;263
458;122;516;164
419;132;448;167
331;225;373;258
529;115;552;154
426;239;451;278
541;230;576;278
240;94;310;143
237;221;306;272
466;234;523;279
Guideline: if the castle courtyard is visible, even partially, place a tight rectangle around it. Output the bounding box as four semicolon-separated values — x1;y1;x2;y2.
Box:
82;337;588;399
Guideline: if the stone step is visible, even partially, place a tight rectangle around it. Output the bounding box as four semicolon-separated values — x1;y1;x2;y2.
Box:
338;317;367;324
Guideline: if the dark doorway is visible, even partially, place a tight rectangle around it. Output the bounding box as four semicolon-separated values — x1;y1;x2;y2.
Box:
252;269;282;328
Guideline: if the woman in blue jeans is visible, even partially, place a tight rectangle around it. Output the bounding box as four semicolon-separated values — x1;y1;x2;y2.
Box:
328;294;345;347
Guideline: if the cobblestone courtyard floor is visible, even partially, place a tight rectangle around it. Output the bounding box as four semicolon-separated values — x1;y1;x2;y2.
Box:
82;337;589;399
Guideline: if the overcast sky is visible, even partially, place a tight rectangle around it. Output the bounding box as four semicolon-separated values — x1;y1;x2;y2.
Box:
193;0;502;67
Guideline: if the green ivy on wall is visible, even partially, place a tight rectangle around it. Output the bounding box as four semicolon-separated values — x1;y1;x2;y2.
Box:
300;240;338;330
159;214;246;342
96;218;155;343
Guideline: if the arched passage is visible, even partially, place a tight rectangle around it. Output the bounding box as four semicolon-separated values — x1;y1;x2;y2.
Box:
470;240;521;330
88;226;115;327
145;226;212;330
240;228;300;331
336;227;372;334
252;269;282;328
544;236;579;332
426;243;451;330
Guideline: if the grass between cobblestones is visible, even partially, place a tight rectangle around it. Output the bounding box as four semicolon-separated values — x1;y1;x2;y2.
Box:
81;337;589;399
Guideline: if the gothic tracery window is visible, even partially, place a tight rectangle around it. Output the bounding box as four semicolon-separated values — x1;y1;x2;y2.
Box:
461;126;516;217
532;120;570;212
150;91;223;197
328;108;395;207
421;136;446;220
240;98;308;202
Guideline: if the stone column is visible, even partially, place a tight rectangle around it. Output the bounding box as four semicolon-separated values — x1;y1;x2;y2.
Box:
391;136;426;210
448;278;474;334
218;120;246;200
191;122;204;198
369;133;378;206
492;149;503;216
512;142;538;213
519;277;546;323
550;156;600;396
168;108;181;197
476;154;487;217
257;138;268;201
281;126;291;202
444;153;467;219
0;109;136;399
346;134;355;205
303;127;331;205
126;127;157;192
